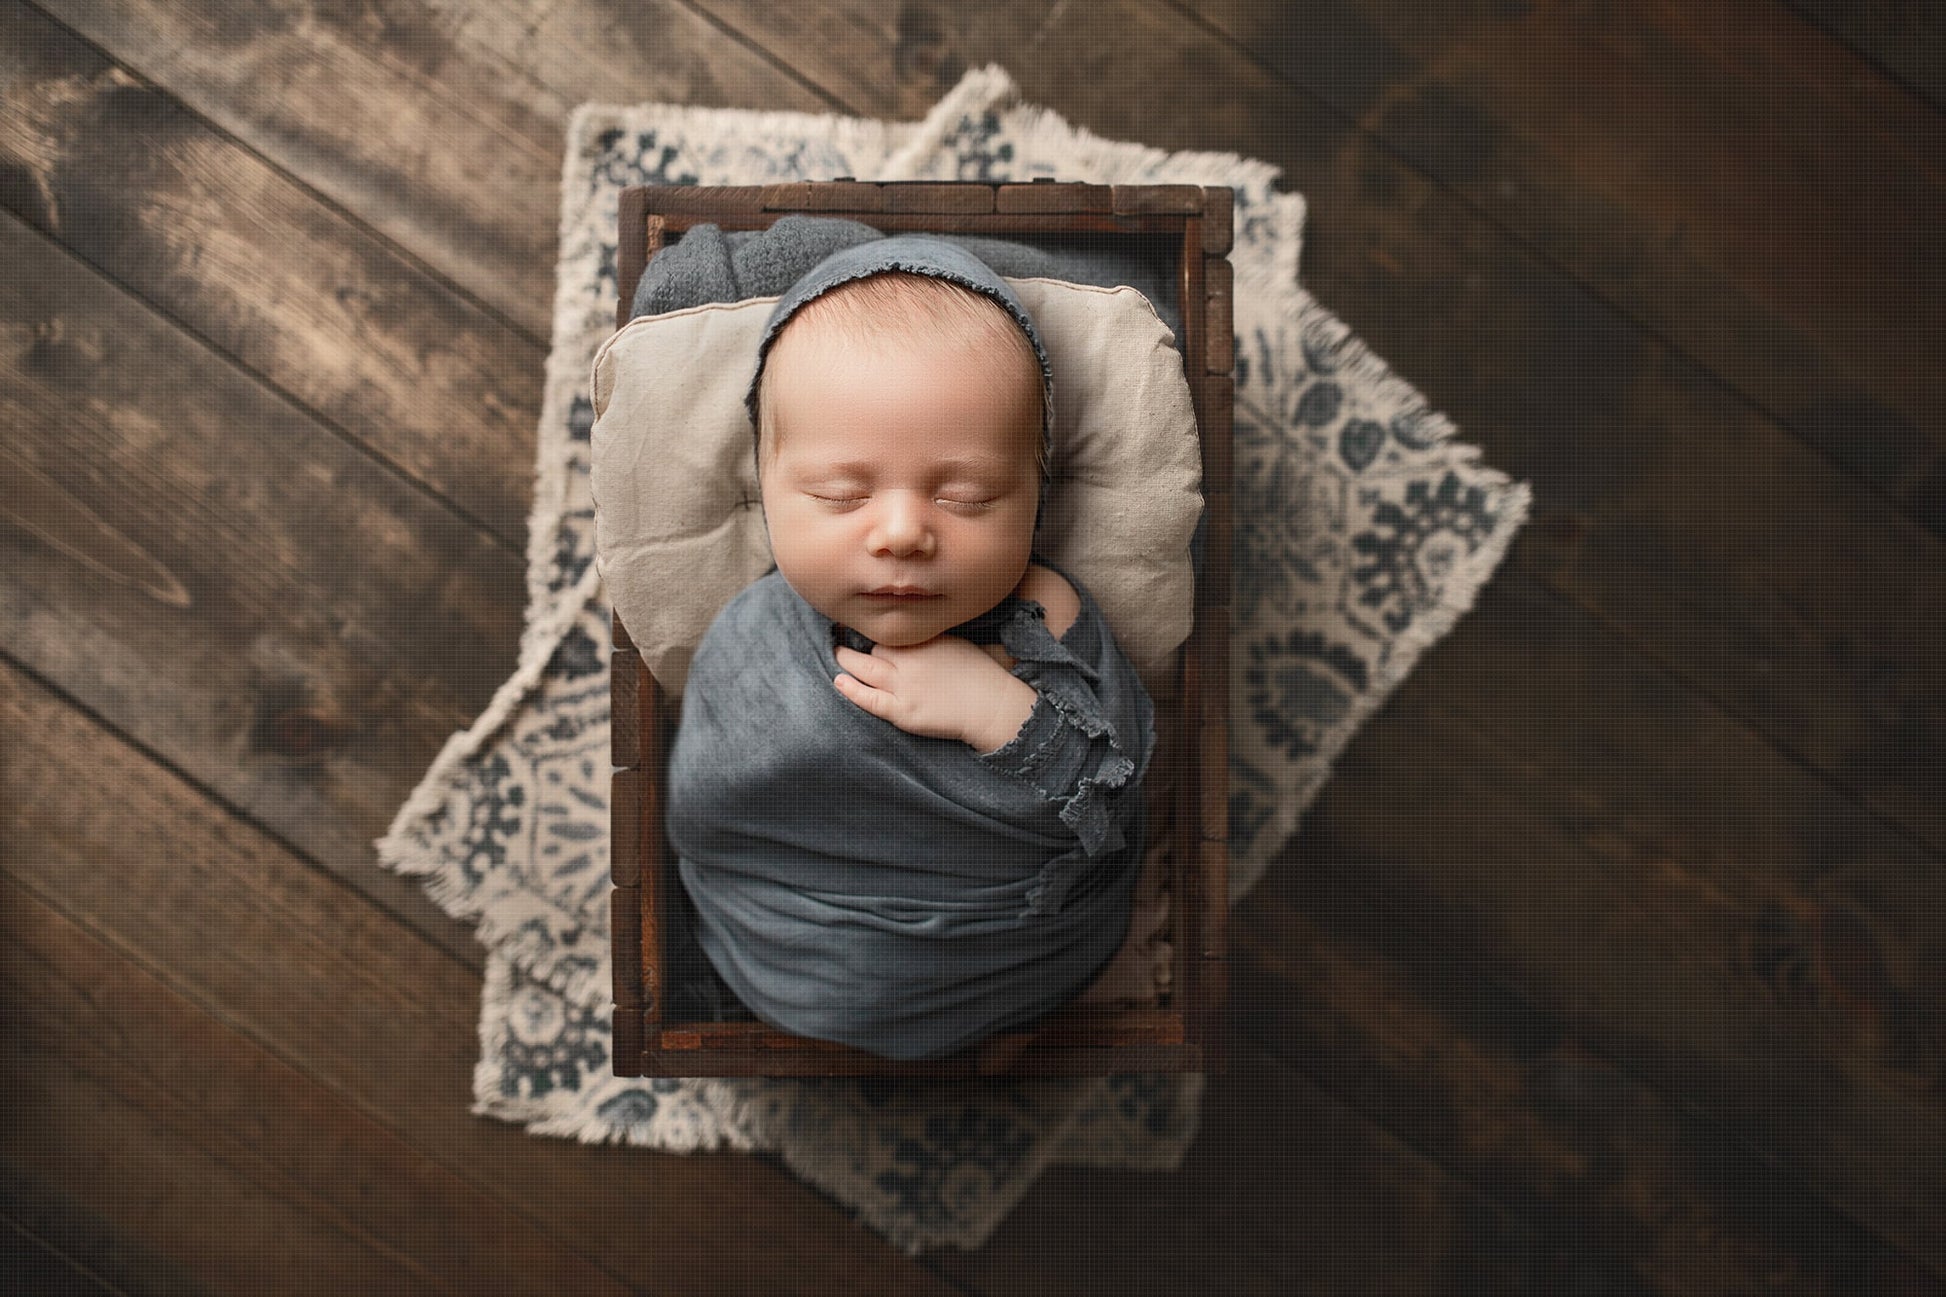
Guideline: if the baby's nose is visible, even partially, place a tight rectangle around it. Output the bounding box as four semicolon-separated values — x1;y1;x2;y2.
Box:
869;496;936;557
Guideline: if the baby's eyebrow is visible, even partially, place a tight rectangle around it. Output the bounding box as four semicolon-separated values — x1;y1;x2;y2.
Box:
931;456;1015;477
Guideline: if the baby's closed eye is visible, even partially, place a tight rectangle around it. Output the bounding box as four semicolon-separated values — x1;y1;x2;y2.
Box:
935;494;998;513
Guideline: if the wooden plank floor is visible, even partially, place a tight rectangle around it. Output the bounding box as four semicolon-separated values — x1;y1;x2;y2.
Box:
3;1;1941;1292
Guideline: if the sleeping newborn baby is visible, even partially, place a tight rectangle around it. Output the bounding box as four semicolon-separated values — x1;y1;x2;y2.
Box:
667;236;1168;1061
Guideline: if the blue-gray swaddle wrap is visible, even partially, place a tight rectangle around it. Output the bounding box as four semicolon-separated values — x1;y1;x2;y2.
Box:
649;223;1160;1060
668;569;1153;1061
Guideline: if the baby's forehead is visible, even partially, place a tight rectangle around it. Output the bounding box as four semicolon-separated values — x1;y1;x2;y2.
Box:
771;291;1016;354
762;311;1041;414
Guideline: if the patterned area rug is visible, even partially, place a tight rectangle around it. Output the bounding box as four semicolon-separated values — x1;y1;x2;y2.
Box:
377;66;1530;1254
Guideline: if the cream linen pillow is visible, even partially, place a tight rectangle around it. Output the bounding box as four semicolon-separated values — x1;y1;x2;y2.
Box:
590;278;1203;699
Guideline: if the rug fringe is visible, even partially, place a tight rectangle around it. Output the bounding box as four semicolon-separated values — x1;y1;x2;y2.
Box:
1225;285;1534;897
696;1074;1100;1256
372;565;603;881
470;952;760;1152
881;64;1021;179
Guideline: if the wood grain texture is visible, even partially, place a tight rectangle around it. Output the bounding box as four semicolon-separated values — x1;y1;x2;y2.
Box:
0;0;543;546
687;0;1048;121
407;0;830;120
1189;0;1946;541
1232;841;1939;1296
0;210;520;961
5;882;637;1297
1283;574;1946;1275
1307;134;1946;860
39;0;823;326
939;1047;1660;1297
0;1210;128;1297
35;0;564;330
3;1036;437;1296
0;661;972;1297
1785;0;1946;113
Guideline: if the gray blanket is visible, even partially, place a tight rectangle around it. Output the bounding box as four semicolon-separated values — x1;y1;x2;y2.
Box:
668;570;1152;1061
631;214;1184;344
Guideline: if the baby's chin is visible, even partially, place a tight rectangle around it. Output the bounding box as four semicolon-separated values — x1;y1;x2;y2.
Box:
835;607;958;647
862;625;967;647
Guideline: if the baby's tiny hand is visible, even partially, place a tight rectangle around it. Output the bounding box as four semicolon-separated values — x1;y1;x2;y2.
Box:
834;636;1036;752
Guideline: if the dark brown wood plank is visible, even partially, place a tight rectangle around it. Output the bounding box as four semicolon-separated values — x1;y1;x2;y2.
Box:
1232;838;1940;1296
38;0;825;332
679;0;969;121
0;0;542;546
4;880;635;1297
0;209;516;961
1;1167;200;1297
0;659;972;1297
34;0;558;332
389;0;830;120
1277;573;1946;1279
1189;0;1946;540
1785;0;1946;112
1419;571;1946;1050
940;1046;1656;1296
0;1213;126;1297
2;1012;439;1295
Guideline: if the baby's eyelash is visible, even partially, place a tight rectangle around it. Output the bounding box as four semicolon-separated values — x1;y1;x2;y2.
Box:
804;491;995;511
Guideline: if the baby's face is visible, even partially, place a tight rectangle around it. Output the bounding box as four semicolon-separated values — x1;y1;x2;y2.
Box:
759;321;1041;647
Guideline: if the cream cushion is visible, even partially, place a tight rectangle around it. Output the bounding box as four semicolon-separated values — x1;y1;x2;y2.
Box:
590;278;1203;699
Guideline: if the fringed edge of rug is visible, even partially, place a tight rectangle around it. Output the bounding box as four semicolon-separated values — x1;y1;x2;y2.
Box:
371;72;622;925
699;1078;1097;1256
372;570;603;900
968;90;1305;299
1227;286;1535;897
471;951;764;1153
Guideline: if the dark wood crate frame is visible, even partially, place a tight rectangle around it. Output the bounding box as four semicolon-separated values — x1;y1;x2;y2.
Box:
609;180;1232;1077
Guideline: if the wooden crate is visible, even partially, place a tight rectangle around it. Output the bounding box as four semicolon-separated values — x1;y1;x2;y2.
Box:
608;180;1232;1077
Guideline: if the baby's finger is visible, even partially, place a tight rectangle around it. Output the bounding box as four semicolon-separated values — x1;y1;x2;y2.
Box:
835;645;893;687
833;672;893;720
